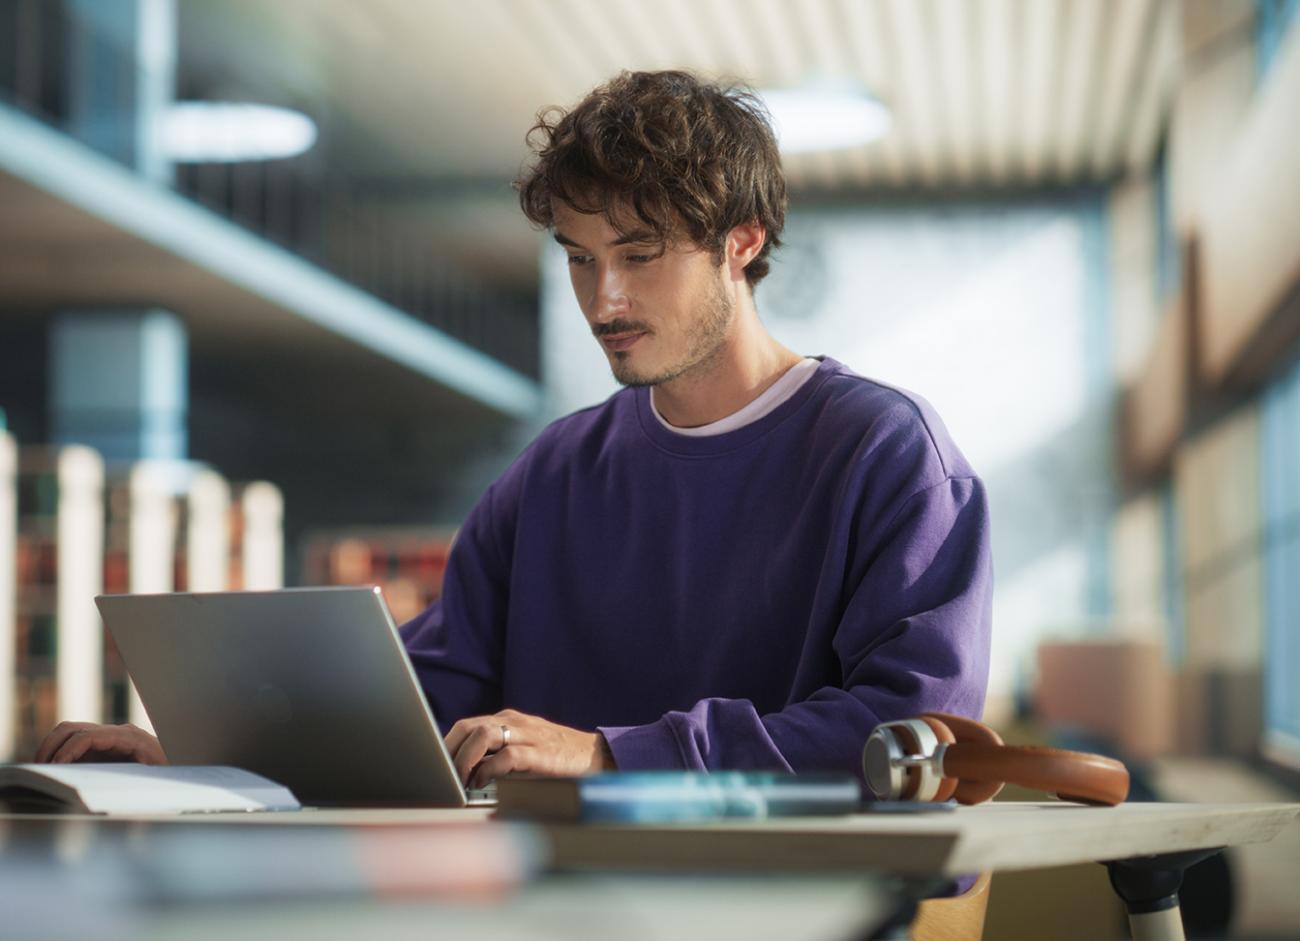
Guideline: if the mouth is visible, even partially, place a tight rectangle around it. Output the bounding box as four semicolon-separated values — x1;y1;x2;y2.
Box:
600;331;647;353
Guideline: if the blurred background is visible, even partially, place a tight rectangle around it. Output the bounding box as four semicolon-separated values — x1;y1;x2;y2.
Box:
0;1;1297;937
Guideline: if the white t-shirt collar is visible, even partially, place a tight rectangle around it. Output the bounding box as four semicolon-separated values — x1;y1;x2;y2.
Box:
649;357;820;437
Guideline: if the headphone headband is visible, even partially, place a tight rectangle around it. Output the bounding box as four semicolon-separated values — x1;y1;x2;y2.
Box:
864;713;1130;806
941;742;1130;806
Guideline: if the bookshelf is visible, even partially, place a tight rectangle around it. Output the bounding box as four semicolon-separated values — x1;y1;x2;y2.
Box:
301;527;454;625
2;434;283;761
10;446;107;760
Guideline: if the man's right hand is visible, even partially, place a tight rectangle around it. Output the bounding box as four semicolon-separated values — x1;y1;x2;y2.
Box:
34;722;168;765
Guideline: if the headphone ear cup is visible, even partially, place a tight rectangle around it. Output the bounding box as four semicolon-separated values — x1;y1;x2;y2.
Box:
921;713;1005;804
918;715;959;802
889;720;936;800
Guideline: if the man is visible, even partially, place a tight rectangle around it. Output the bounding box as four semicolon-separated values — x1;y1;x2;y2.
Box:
37;71;993;790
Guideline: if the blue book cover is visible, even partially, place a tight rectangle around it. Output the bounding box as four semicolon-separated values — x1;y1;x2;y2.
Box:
496;771;862;823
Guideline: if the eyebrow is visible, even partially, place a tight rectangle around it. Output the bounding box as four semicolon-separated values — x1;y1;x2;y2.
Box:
553;229;660;250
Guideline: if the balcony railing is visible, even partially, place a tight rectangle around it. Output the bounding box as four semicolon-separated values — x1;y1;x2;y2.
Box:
0;0;539;380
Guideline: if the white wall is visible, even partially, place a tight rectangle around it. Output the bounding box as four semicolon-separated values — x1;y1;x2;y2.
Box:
540;197;1115;719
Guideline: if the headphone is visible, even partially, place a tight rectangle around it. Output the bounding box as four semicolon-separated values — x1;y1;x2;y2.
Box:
862;712;1130;806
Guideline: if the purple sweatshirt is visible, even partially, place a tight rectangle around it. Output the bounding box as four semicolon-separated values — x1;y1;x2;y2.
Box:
399;357;992;779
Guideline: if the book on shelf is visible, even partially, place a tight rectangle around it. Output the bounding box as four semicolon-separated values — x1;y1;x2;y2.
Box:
495;771;863;823
0;763;301;815
301;526;455;624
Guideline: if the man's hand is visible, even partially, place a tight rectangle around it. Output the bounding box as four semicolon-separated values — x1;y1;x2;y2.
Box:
34;722;168;765
444;709;615;789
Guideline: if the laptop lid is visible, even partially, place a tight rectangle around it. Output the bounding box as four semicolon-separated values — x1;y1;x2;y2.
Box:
96;586;468;807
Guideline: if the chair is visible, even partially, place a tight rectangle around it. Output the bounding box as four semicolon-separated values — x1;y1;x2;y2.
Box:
912;871;992;941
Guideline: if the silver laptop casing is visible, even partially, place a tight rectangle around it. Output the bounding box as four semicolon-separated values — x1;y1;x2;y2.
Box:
96;587;470;807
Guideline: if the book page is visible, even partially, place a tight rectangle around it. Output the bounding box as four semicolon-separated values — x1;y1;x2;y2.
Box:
4;763;300;814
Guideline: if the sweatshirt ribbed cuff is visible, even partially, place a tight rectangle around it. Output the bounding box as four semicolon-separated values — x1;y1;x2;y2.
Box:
598;720;687;770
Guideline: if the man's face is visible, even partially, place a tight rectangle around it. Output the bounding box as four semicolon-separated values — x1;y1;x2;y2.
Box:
552;202;735;387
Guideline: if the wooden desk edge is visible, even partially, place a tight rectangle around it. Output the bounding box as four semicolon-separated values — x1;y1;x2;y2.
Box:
3;801;1296;878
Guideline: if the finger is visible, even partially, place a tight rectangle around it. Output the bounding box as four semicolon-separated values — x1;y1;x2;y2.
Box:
50;730;97;764
136;735;168;765
444;719;472;756
452;725;499;785
51;728;133;764
114;729;157;764
35;722;97;763
471;746;526;790
491;711;532;750
445;715;500;756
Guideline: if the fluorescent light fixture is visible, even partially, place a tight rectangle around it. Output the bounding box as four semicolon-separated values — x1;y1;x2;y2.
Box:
160;102;318;163
758;84;891;154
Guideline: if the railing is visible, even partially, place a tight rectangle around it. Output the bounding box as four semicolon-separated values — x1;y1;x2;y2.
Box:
0;0;539;380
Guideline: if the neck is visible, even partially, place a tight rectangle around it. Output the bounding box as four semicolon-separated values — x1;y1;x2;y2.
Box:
653;293;802;428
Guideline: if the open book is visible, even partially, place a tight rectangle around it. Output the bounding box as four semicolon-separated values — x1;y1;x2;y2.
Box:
0;763;300;814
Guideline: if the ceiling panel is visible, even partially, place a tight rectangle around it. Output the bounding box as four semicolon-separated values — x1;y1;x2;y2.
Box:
980;0;1016;184
1055;0;1110;181
883;0;945;185
1089;0;1157;176
934;0;979;184
838;0;905;187
1019;0;1063;184
176;0;1185;192
1128;0;1182;173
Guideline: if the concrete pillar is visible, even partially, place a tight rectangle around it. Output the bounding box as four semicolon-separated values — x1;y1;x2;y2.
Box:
65;0;176;184
49;309;188;467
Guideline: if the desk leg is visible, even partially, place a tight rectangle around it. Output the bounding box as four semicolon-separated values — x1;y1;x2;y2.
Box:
1104;848;1223;941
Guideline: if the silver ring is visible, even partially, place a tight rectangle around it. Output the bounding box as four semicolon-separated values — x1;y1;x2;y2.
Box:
501;724;511;748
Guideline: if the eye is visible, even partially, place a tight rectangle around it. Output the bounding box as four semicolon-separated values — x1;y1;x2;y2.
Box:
625;253;654;264
566;254;593;266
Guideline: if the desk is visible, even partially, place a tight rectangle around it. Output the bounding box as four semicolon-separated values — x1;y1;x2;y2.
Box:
3;802;1297;941
0;814;901;941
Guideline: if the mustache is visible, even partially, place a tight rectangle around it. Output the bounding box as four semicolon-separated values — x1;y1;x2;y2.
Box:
592;320;652;338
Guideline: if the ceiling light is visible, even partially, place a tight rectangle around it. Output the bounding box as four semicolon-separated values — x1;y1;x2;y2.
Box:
758;85;891;154
159;102;318;163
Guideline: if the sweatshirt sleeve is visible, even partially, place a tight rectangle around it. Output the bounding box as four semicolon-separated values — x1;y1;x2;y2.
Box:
599;474;993;778
397;480;513;733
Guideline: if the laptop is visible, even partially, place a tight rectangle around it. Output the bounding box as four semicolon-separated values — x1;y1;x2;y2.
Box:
96;586;495;807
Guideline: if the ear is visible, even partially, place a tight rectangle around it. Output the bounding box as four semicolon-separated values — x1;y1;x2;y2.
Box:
724;222;766;281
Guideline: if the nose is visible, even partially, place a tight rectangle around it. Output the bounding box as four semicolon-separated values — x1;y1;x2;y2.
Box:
590;264;630;323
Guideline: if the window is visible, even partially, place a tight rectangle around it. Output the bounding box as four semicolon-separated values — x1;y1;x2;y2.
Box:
1261;355;1300;768
1257;0;1300;81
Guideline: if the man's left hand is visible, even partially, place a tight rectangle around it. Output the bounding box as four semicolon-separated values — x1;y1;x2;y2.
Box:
444;709;616;789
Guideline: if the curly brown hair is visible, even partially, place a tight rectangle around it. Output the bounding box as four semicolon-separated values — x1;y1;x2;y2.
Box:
516;70;786;288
